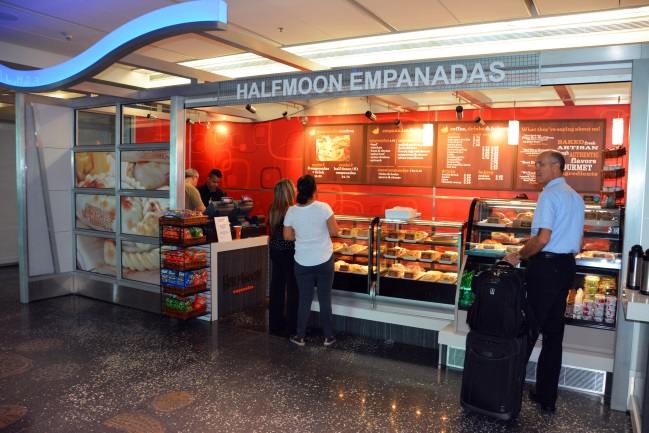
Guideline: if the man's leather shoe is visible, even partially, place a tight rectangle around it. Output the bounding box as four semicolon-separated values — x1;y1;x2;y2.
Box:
529;389;556;413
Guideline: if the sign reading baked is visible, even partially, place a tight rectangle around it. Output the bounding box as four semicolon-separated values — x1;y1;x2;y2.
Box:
365;123;434;186
515;120;604;192
435;122;514;189
304;125;364;184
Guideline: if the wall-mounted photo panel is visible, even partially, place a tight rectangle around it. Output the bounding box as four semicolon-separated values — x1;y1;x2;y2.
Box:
76;235;116;276
121;241;160;285
75;152;115;188
121;150;170;190
120;196;169;237
75;194;116;232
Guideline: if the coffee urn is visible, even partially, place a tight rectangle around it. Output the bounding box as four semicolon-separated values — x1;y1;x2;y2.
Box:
641;249;649;295
627;245;644;290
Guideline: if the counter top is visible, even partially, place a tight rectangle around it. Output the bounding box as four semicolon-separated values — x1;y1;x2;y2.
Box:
622;288;649;323
211;235;268;252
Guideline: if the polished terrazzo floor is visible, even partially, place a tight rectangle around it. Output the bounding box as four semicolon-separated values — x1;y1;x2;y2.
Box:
0;266;631;433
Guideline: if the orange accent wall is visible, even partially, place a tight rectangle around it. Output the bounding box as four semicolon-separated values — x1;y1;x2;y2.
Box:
187;105;629;222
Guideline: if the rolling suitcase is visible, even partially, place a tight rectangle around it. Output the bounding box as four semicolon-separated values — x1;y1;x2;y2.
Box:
461;330;527;420
461;261;529;420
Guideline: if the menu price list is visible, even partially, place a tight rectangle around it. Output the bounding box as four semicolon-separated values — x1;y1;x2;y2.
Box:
435;122;514;189
365;124;434;186
515;120;604;192
304;125;365;184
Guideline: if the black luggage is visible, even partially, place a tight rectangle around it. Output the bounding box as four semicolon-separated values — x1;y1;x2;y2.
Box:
461;261;529;420
467;261;526;338
461;331;527;420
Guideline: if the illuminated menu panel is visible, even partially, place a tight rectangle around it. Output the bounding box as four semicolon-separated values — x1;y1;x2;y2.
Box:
435;122;514;189
304;125;364;184
515;120;604;192
365;123;434;186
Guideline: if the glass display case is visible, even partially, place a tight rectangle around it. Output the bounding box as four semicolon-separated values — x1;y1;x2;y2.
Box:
461;198;623;330
376;219;464;305
332;216;376;295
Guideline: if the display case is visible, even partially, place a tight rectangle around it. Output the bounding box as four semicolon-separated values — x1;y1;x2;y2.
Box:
159;211;211;320
461;198;623;330
376;219;464;305
332;216;377;295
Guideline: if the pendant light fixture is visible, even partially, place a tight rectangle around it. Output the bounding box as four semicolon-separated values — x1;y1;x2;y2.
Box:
612;97;625;146
508;101;519;145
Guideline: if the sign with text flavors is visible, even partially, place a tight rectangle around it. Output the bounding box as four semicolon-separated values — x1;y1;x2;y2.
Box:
435;122;515;189
365;123;434;186
515;120;604;192
304;125;365;184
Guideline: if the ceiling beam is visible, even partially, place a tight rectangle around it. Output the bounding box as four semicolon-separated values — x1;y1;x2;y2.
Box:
553;85;575;106
199;26;328;72
68;81;136;98
120;53;228;82
456;90;492;108
347;0;398;32
369;95;418;111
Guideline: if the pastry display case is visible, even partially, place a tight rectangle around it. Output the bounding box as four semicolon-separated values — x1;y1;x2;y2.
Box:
461;198;623;330
376;219;464;305
332;216;377;295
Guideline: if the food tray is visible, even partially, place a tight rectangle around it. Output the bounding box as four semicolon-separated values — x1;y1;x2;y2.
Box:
477;220;509;228
161;236;207;246
162;283;209;297
163;305;208;320
159;215;209;226
467;248;506;257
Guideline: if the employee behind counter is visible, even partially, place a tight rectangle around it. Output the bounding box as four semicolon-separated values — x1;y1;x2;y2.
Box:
199;169;226;207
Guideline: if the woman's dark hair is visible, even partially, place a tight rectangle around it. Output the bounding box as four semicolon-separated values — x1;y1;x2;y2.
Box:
296;174;316;205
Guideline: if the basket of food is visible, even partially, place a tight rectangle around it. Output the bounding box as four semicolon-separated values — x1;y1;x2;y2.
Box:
162;248;208;271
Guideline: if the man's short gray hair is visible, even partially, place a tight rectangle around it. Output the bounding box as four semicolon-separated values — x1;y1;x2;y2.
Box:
185;168;199;178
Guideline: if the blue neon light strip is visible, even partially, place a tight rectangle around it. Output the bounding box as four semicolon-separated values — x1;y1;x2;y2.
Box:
0;0;228;91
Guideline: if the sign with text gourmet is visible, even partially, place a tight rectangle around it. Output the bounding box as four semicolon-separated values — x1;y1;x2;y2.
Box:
304;125;364;184
435;122;514;189
365;123;434;186
515;120;604;192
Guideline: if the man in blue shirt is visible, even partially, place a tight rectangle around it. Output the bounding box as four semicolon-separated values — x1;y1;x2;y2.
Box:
504;150;584;413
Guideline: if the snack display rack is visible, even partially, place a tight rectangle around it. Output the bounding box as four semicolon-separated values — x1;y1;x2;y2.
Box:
159;211;211;320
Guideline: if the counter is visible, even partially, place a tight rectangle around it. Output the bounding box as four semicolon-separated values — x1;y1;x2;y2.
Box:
207;236;268;321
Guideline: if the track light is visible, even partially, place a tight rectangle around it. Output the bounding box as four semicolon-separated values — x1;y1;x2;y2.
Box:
474;116;486;127
282;111;288;119
455;105;463;120
300;116;308;126
146;113;157;120
245;103;256;114
365;110;377;122
394;118;401;126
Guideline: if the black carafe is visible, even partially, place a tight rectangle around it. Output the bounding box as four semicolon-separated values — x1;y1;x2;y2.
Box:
627;245;644;290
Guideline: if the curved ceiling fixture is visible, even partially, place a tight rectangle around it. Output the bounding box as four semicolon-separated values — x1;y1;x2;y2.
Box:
0;0;228;92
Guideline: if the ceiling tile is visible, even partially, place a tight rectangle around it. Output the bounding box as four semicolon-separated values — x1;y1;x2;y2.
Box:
438;0;530;23
355;0;458;30
228;0;389;46
534;0;617;15
137;34;242;63
569;82;631;105
620;0;649;5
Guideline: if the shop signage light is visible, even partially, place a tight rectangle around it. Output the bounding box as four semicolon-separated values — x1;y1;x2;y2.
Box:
0;0;228;91
422;124;434;147
612;117;625;146
508;120;520;145
226;54;539;104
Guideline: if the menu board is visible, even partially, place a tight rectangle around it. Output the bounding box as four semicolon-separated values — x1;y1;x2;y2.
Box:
435;122;514;189
515;120;604;192
365;123;434;186
304;125;364;184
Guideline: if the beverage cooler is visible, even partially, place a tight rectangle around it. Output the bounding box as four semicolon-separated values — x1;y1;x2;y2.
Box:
441;198;623;395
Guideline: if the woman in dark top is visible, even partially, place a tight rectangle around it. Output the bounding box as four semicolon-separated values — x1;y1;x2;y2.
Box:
268;179;298;336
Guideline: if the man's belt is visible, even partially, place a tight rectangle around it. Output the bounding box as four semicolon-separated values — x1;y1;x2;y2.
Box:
532;251;575;260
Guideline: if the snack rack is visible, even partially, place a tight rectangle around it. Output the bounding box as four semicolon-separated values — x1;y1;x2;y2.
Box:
159;211;212;320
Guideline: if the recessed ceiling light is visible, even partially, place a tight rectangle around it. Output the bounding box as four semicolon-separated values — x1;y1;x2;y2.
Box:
0;12;18;21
